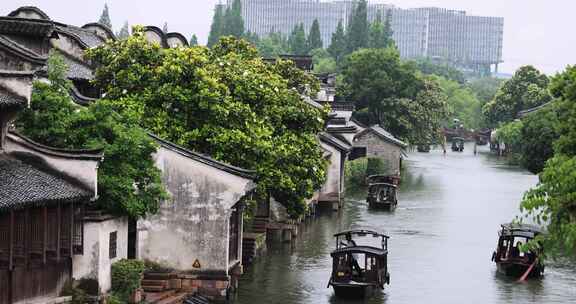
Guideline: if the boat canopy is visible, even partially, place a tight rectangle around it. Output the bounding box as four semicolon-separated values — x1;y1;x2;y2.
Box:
330;245;387;257
334;228;389;239
500;223;544;238
368;182;397;189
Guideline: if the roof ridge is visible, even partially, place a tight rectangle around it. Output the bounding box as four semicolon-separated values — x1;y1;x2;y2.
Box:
0;35;47;63
148;133;256;180
7;131;104;160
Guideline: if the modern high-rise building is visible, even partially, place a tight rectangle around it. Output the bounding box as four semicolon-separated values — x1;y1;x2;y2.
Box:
225;0;504;73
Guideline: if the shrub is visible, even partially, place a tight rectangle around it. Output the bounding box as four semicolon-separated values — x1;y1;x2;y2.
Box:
111;259;145;301
346;158;390;188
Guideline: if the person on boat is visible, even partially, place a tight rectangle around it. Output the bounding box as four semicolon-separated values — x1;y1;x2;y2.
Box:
345;234;362;275
511;242;522;258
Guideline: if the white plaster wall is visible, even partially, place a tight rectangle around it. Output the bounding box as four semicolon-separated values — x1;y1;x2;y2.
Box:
138;146;254;274
167;37;184;48
144;31;163;44
73;217;129;293
83;25;112;41
319;140;342;197
5;134;100;195
11;11;45;20
50;35;86;61
0;75;32;105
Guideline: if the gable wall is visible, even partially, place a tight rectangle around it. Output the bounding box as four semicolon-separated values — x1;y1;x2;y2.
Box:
354;131;403;175
138;145;254;274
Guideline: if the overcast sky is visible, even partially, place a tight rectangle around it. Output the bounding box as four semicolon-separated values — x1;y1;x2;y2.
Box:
3;0;574;75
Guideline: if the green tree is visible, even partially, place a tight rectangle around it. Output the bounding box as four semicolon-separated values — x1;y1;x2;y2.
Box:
189;34;198;46
207;4;224;47
257;31;289;57
87;30;328;217
368;10;392;49
223;0;245;38
413;58;466;84
467;77;505;104
341;48;448;142
432;75;483;129
483;66;551;127
117;21;130;39
288;23;307;55
382;9;394;48
98;4;112;29
16;52;166;219
346;0;369;53
311;48;337;74
520;66;576;258
307;19;323;52
519;105;558;174
328;19;347;63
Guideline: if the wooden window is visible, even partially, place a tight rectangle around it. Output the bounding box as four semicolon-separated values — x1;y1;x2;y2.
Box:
109;231;117;259
228;207;240;263
72;207;83;255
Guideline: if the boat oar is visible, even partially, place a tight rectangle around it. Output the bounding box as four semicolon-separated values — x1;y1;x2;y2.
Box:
517;261;537;282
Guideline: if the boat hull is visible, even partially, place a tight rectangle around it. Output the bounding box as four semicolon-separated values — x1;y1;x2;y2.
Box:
496;262;544;278
368;200;397;210
331;282;378;298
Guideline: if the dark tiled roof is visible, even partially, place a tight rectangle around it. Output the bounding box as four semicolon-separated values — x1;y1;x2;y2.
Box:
0;84;26;110
0;17;54;37
0;35;48;64
0;154;92;212
69;84;97;105
60;52;93;80
56;24;105;48
320;132;352;152
355;126;407;148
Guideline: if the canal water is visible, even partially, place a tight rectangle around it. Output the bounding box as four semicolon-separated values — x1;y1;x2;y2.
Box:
236;144;576;304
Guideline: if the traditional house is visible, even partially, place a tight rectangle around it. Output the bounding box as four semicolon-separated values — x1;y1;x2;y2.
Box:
0;15;104;303
352;126;408;176
318;132;351;210
137;135;256;300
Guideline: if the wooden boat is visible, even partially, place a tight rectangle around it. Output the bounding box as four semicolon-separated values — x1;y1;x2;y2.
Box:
492;223;545;278
367;182;398;210
451;137;465;152
328;229;390;298
417;145;431;153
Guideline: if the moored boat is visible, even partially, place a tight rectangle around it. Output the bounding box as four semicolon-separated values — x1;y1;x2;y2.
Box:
492;223;545;279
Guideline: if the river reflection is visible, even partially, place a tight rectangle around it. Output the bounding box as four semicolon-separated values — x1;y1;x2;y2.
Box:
236;144;576;304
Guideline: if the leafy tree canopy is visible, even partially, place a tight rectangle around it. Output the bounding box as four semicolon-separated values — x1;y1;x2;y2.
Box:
520;65;576;257
307;19;323;52
412;58;466;84
483;66;551;127
346;0;369;53
288;23;308;55
189;34;198;46
87;29;328;217
431;75;483;130
16;53;166;219
207;4;224;47
117;21;130;39
328;19;347;64
256;31;289;57
222;0;245;38
98;4;112;30
341;48;449;143
467;77;505;104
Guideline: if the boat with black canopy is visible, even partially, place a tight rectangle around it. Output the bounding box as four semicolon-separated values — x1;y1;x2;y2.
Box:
491;223;545;279
328;228;390;298
366;175;398;210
